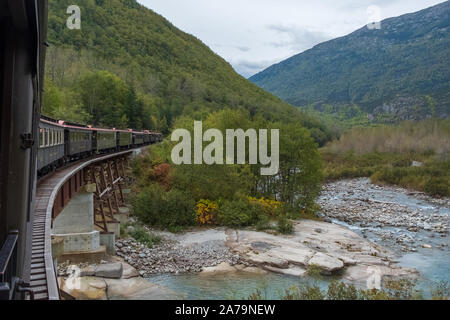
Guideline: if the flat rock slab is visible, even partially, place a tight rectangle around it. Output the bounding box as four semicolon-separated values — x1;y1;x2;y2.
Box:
201;262;238;275
106;278;181;300
95;263;123;279
121;262;140;279
267;247;315;268
246;252;289;269
344;265;419;289
59;277;107;300
59;276;180;300
308;252;344;275
265;266;307;277
225;220;417;286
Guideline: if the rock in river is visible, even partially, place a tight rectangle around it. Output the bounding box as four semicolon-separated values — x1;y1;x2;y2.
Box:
308;253;344;275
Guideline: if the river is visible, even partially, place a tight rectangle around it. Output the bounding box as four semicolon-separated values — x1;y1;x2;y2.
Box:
146;178;449;300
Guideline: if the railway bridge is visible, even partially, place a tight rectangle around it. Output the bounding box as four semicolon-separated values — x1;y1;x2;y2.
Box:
3;147;144;300
31;150;138;300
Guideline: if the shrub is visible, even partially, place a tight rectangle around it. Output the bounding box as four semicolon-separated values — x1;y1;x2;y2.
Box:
255;214;272;232
383;278;422;300
431;281;450;300
133;183;196;230
424;177;449;197
133;183;166;225
248;197;282;217
218;198;265;227
276;215;294;235
296;284;326;301
327;281;358;300
164;189;197;228
306;264;323;279
129;225;162;248
247;279;444;300
196;199;219;225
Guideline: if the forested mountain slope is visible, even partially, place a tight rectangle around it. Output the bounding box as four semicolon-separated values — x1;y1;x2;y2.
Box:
250;1;450;122
44;0;332;143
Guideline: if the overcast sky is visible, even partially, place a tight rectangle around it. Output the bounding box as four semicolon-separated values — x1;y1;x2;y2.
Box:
138;0;446;78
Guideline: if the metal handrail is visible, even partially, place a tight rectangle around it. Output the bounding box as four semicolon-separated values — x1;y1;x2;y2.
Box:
0;231;19;300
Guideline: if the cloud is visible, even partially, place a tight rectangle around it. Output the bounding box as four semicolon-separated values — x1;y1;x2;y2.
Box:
233;59;282;78
138;0;447;77
213;43;252;52
266;24;330;52
235;46;251;52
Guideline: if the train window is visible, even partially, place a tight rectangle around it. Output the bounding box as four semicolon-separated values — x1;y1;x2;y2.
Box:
45;129;49;147
40;129;44;147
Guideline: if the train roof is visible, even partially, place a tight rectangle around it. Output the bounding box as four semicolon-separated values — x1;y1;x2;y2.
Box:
40;117;161;134
40;117;65;128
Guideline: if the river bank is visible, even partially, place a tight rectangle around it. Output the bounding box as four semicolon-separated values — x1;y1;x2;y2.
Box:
58;178;449;300
318;178;449;288
114;219;417;291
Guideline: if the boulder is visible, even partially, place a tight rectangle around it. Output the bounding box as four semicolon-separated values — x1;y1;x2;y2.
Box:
121;262;140;279
105;278;181;300
58;277;107;300
201;262;237;275
246;252;289;269
308;253;344;275
95;263;123;279
267;247;315;267
79;265;96;277
241;267;268;275
264;266;307;277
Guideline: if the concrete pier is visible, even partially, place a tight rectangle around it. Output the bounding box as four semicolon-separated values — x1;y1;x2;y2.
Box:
52;191;102;256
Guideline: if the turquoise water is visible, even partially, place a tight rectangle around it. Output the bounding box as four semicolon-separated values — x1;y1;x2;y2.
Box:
147;272;332;300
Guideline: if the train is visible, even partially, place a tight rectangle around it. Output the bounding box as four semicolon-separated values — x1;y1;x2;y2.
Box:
1;0;49;300
37;116;163;176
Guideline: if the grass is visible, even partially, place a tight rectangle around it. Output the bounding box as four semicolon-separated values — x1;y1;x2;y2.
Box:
321;119;450;197
322;151;450;197
121;222;162;248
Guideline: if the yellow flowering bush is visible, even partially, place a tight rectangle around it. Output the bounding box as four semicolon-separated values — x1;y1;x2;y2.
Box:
248;197;282;217
196;199;219;225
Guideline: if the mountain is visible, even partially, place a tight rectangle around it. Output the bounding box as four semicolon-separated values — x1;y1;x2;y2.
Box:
44;0;334;143
250;1;450;122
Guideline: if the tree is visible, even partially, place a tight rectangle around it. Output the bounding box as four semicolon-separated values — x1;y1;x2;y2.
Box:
257;122;323;213
76;70;128;127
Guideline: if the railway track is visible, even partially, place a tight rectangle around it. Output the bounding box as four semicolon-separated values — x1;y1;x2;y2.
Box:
28;149;138;300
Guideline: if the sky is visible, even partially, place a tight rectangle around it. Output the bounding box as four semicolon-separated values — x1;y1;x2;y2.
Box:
138;0;446;78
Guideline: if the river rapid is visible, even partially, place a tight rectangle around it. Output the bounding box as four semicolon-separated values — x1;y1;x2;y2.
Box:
318;178;449;290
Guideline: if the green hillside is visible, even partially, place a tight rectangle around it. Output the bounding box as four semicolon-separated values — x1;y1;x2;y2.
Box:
250;1;450;123
44;0;333;143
